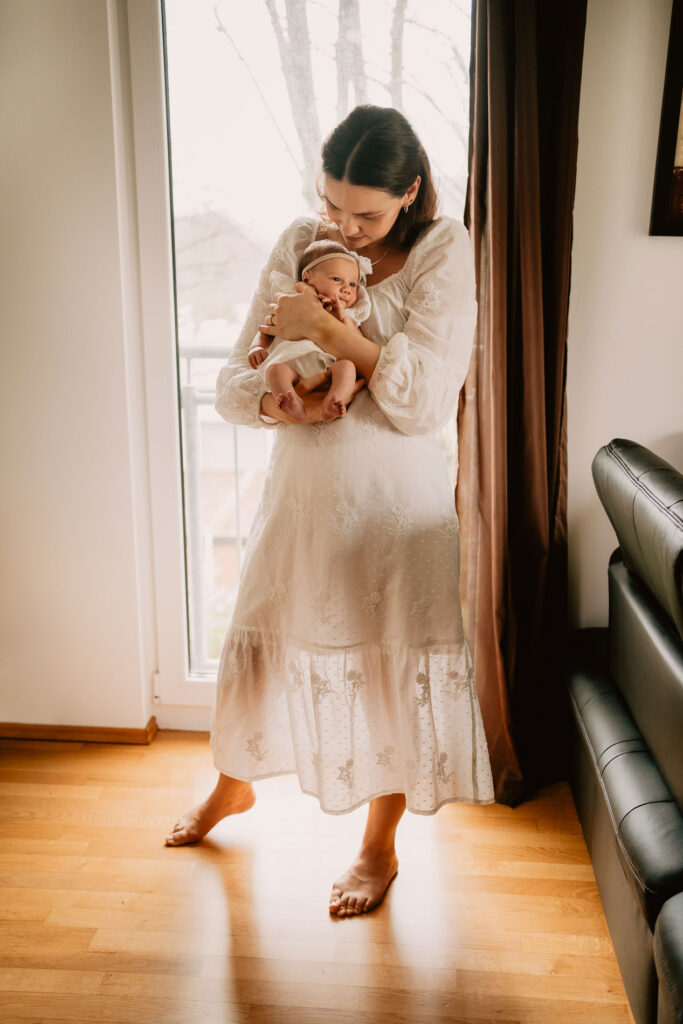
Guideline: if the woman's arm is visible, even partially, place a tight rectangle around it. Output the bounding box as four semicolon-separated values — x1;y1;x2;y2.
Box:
259;284;381;382
214;217;317;429
364;219;477;436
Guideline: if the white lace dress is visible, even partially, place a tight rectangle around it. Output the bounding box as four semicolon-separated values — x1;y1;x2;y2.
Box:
211;214;495;814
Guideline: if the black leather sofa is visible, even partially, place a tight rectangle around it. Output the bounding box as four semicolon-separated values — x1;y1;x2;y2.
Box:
567;439;683;1024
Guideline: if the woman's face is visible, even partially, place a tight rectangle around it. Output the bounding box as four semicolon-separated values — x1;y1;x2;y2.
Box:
322;175;419;251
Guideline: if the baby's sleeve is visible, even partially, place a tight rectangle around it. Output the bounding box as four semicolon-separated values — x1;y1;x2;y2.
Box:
367;218;477;436
215;218;315;428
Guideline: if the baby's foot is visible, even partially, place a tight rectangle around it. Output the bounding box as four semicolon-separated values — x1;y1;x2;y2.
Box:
276;389;307;422
328;847;399;916
321;392;347;422
164;781;255;846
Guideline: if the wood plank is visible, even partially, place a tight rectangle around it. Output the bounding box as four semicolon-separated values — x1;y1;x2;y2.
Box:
0;717;158;745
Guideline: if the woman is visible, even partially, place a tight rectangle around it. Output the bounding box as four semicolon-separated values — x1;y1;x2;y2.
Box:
165;106;495;918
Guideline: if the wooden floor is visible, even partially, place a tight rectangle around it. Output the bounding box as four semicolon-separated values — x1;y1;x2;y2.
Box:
0;731;635;1024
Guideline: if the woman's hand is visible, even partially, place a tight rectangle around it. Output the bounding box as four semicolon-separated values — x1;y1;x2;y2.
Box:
259;283;328;342
261;371;365;424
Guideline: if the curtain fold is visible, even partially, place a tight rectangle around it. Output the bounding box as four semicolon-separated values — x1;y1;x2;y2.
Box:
457;0;587;806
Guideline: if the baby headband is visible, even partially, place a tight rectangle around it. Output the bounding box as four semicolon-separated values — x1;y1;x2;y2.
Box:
301;251;372;284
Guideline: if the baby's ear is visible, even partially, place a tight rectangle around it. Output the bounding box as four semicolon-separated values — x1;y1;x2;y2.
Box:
302;271;311;283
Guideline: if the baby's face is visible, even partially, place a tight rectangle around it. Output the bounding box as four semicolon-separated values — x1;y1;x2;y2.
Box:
304;257;359;308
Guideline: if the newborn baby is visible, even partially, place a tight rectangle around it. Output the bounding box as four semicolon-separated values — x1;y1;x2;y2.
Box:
248;240;372;422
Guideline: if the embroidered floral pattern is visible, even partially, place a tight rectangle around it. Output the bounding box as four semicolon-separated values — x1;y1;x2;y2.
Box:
346;669;365;702
435;751;453;784
376;745;395;769
445;669;470;698
410;596;431;618
246;731;267;762
439;517;459;537
416;670;431;708
389;504;412;536
288;661;305;691
268;582;287;606
413;277;440;312
338;758;354;788
336;500;360;530
311;669;332;705
361;591;383;619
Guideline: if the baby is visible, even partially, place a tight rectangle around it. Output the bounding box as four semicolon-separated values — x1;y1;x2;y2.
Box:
248;240;372;423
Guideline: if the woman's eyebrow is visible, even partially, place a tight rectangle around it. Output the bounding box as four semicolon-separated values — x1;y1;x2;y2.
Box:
325;197;386;216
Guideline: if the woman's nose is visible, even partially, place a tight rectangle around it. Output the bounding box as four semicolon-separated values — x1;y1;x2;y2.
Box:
339;215;361;237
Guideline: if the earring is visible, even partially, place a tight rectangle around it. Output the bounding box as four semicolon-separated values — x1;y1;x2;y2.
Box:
403;204;410;213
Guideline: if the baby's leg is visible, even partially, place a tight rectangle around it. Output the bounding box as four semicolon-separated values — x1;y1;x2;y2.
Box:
266;362;306;423
322;359;357;422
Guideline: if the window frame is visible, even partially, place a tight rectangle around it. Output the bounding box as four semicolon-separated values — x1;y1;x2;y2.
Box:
127;0;216;708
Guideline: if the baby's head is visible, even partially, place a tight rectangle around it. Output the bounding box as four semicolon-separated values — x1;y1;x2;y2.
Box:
298;240;366;309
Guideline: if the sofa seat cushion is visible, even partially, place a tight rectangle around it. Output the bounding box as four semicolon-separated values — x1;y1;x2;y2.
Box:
569;629;683;929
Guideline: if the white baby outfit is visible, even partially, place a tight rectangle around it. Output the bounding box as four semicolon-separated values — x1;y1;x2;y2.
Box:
212;214;495;815
255;269;372;384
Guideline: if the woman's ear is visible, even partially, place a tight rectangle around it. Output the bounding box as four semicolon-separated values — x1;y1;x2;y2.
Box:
404;175;421;206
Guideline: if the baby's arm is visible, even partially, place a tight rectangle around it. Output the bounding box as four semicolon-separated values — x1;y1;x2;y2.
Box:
248;329;273;369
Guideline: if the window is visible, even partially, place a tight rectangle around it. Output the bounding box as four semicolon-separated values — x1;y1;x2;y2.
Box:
160;0;471;685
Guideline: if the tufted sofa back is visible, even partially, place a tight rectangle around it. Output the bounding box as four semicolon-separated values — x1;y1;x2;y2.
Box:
592;439;683;811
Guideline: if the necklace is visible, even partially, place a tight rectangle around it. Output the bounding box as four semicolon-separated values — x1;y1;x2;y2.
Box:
370;247;390;267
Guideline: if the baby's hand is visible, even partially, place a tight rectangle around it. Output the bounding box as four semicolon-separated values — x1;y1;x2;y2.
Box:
248;346;268;368
320;296;346;322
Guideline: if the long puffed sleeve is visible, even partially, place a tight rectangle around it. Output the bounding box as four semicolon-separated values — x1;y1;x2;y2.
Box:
367;218;477;436
214;216;318;427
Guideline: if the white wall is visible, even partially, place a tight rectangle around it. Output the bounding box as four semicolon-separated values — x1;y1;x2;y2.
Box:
567;0;683;628
0;0;156;728
1;0;680;729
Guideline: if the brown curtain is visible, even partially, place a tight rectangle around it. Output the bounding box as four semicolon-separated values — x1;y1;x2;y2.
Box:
456;0;587;806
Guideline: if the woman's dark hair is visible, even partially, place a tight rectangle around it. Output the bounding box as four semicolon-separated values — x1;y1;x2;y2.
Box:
320;105;437;249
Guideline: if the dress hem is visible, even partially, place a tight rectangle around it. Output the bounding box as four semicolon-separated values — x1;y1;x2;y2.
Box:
210;761;496;816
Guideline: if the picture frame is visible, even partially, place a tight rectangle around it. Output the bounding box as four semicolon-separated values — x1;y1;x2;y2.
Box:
650;0;683;236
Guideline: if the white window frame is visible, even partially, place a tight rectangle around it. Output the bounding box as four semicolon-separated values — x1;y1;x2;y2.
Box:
127;0;215;708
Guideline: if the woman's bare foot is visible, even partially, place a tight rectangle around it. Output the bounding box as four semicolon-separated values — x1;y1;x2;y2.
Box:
164;776;255;846
321;391;347;422
328;846;399;916
276;389;307;422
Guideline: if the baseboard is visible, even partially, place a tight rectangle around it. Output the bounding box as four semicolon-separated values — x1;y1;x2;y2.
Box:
0;716;159;745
